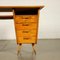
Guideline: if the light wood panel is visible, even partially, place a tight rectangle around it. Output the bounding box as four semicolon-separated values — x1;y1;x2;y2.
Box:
14;15;38;44
17;36;36;44
16;30;36;37
15;15;38;23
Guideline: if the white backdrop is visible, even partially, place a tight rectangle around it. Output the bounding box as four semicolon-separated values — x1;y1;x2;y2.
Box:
0;0;60;40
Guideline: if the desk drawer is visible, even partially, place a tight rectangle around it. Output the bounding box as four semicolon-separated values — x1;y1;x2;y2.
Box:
15;23;37;30
16;30;36;37
17;36;36;44
15;15;38;23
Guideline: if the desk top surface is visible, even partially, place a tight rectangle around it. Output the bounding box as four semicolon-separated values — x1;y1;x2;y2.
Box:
0;6;44;9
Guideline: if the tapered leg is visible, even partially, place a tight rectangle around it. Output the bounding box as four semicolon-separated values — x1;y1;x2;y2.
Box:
17;43;22;55
32;43;36;55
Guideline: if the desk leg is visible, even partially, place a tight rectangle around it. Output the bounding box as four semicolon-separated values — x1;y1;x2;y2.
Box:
32;43;36;55
17;43;22;55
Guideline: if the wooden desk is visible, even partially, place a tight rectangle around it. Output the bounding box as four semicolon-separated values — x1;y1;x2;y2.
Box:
0;6;44;54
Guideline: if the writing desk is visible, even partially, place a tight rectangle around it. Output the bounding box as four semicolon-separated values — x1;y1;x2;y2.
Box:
0;6;44;54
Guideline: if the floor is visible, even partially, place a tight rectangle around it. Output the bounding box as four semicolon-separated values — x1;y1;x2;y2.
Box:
0;39;60;60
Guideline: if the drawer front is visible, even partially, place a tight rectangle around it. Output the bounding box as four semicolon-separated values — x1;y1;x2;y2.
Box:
15;23;37;30
17;36;36;44
16;30;37;37
15;15;38;23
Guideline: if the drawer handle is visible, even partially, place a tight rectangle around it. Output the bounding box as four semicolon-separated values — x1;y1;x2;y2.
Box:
23;31;29;33
23;38;30;40
25;18;29;19
21;17;31;19
22;24;29;26
21;17;29;19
